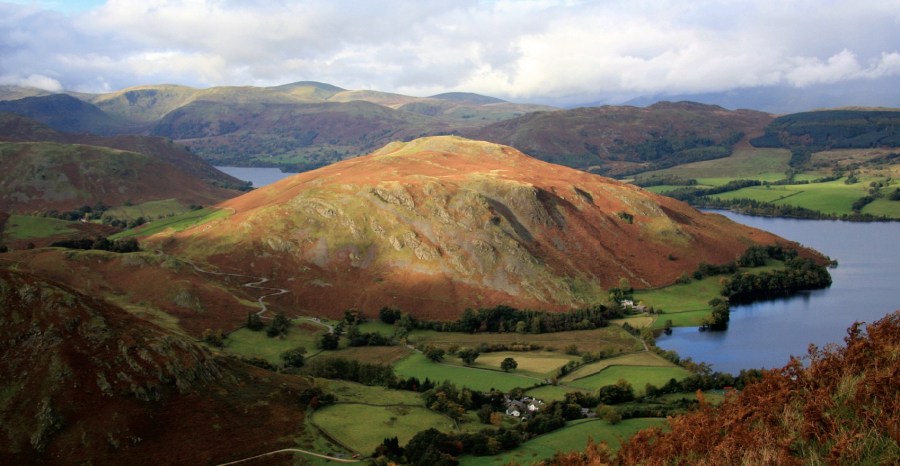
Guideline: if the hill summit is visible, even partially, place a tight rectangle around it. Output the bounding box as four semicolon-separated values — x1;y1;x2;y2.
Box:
170;136;787;319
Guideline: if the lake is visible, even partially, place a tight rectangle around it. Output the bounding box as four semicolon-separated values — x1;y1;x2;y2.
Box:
656;211;899;374
215;166;298;188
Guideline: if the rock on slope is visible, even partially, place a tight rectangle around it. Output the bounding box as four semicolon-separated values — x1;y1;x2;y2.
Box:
168;136;789;320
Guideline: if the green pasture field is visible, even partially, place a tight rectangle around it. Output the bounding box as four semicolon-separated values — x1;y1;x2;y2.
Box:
524;384;581;402
651;309;713;328
110;207;231;239
318;378;426;406
632;261;782;329
610;315;654;328
459;418;665;466
642;184;706;194
474;352;580;378
357;320;397;336
410;326;644;355
322;345;413;365
223;320;322;365
567;365;691;393
863;198;900;217
102;198;190;221
312;403;454;455
656;390;728;406
4;214;79;240
633;275;722;314
707;178;870;215
394;353;540;392
637;148;791;180
561;352;675;383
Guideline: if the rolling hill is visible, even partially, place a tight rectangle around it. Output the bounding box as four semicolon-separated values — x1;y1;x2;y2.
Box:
0;113;246;214
161;136;793;320
0;140;243;213
464;101;773;176
0;82;555;171
0;268;313;465
0;94;139;135
750;108;900;150
0;113;247;190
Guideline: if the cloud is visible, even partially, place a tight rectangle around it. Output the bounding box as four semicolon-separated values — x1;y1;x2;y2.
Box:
0;0;898;104
0;73;64;91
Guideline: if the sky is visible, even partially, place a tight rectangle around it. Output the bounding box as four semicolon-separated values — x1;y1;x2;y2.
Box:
2;0;900;108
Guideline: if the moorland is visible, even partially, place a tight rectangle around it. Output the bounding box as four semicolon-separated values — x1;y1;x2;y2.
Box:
0;82;897;465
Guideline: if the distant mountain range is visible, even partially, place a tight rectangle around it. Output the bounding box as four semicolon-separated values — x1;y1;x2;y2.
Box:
1;81;897;178
0;82;554;171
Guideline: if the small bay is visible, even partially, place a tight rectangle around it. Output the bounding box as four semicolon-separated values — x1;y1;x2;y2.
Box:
657;211;899;374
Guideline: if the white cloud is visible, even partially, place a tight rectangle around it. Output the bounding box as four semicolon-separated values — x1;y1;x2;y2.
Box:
0;0;898;104
785;50;900;87
0;73;64;91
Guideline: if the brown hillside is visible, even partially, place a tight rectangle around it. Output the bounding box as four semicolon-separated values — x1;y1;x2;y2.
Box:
165;136;791;320
464;102;773;175
5;248;259;337
0;268;312;465
0;141;241;213
0;113;246;190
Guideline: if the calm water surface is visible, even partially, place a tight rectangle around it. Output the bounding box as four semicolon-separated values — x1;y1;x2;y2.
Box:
215;166;297;188
657;211;899;374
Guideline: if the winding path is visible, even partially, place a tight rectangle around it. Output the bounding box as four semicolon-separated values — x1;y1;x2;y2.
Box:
184;259;361;465
183;259;290;318
215;448;361;465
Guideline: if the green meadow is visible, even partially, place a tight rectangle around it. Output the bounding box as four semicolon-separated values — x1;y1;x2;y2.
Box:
567;365;691;393
4;214;80;240
459;418;666;466
223;320;323;365
634;147;900;219
102;198;191;221
111;207;231;239
560;352;676;383
312;404;454;455
394;353;541;392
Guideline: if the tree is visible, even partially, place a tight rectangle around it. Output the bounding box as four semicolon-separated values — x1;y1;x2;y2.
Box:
379;306;402;324
515;320;527;334
458;348;479;365
246;312;264;331
318;332;340;350
281;347;306;368
424;346;446;362
597;379;635;404
596;405;622;425
529;316;542;334
201;328;225;347
500;357;518;372
266;312;291;338
706;298;730;331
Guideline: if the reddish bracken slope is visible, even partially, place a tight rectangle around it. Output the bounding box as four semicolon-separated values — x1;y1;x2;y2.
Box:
169;136;793;320
0;268;311;465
